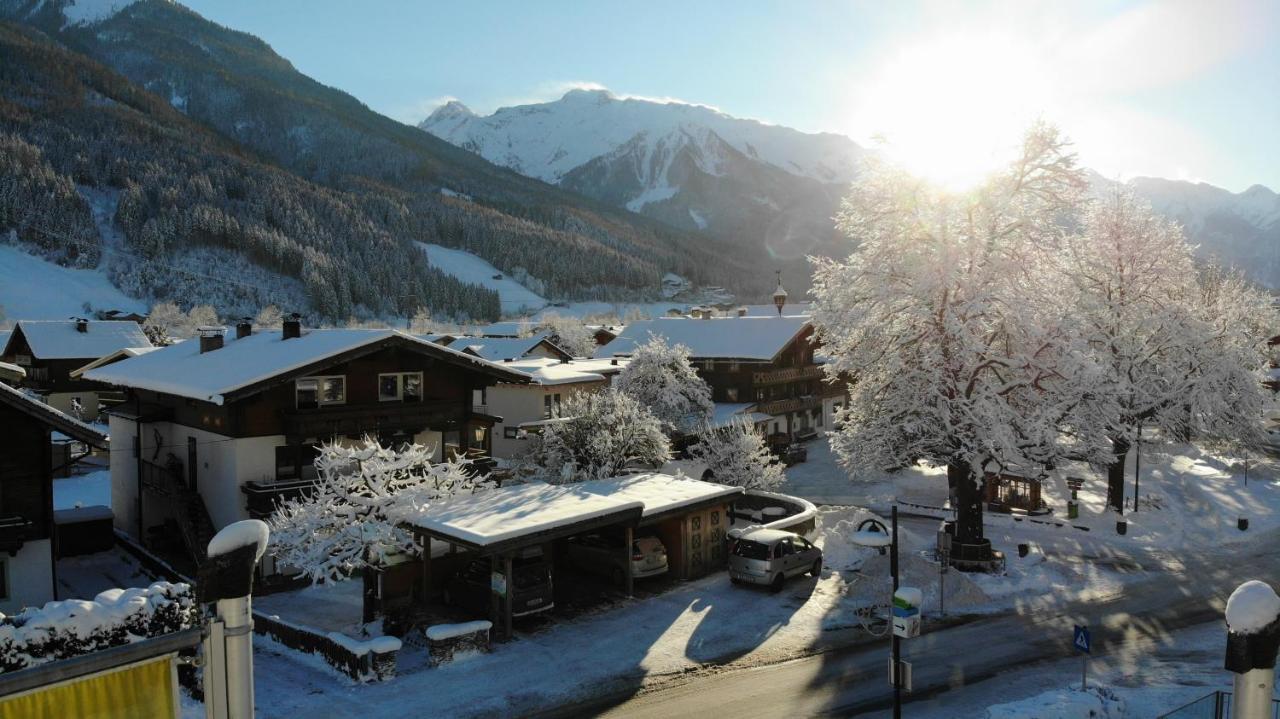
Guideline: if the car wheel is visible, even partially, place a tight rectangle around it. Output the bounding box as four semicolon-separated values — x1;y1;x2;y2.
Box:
769;573;785;593
810;559;822;577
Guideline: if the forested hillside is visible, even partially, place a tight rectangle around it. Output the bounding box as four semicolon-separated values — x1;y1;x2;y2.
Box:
0;0;767;316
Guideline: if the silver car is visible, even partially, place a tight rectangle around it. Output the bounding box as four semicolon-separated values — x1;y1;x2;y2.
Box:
728;528;822;592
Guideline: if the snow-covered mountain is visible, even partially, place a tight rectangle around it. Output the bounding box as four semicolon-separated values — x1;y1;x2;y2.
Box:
421;89;863;292
423;91;1279;290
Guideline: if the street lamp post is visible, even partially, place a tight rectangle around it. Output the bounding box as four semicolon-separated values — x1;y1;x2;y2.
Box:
891;504;901;719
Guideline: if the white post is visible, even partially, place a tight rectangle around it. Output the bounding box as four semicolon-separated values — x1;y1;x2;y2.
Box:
1225;580;1280;719
202;520;270;719
217;596;255;719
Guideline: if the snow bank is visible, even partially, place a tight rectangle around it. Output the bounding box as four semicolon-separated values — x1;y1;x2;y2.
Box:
207;519;270;561
0;582;196;673
326;632;402;656
1226;580;1280;635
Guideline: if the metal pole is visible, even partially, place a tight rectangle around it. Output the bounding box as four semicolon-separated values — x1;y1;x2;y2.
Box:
1133;423;1141;513
1232;668;1275;719
216;595;254;719
1081;653;1087;691
891;505;901;719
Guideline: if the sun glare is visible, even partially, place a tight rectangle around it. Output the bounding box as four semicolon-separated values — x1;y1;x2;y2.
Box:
853;33;1054;191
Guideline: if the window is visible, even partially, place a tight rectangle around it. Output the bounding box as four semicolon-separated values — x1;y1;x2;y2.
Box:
503;426;520;439
276;445;320;481
472;387;488;408
296;376;345;408
543;393;562;419
0;558;7;600
727;360;739;373
726;387;739;402
378;372;423;402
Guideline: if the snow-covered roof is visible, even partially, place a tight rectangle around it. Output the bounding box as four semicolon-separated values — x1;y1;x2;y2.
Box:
457;333;569;362
69;346;158;379
409;481;644;550
735;304;813;318
473;321;531;337
711;402;772;428
595;316;811;361
0;360;25;382
575;473;743;520
0;381;110;447
83;328;529;405
7;320;151;360
502;357;624;386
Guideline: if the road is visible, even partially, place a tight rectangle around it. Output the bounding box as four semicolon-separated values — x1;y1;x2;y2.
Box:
584;527;1279;718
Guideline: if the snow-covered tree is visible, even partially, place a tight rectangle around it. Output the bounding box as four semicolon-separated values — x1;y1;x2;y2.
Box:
614;335;713;434
687;419;784;490
812;124;1108;563
268;439;491;584
1061;190;1275;510
535;312;596;356
143;302;220;344
254;304;282;329
520;388;670;483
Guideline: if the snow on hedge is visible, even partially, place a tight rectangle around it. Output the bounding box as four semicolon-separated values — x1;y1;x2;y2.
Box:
0;582;197;673
1226;580;1280;635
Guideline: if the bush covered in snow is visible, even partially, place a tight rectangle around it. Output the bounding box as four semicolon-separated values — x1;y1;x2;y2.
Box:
269;439;493;583
687;418;783;489
0;582;197;673
520;388;670;483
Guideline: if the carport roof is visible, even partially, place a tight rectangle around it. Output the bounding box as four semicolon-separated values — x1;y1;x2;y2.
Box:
409;482;644;553
575;473;743;524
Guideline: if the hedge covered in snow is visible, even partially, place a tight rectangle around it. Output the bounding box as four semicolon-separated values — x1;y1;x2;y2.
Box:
0;582;197;673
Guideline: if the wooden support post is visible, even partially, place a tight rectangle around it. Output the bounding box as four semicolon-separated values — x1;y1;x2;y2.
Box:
489;554;502;641
502;555;514;641
624;525;634;597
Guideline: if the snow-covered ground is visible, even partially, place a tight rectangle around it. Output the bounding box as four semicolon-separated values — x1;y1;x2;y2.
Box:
0;244;145;322
416;243;547;315
904;621;1256;719
53;468;111;510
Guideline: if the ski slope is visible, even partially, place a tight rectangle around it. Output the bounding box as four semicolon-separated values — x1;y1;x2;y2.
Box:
416;243;546;315
0;244;146;322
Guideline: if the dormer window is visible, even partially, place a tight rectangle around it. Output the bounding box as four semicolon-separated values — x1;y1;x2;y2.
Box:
296;376;345;409
379;372;423;402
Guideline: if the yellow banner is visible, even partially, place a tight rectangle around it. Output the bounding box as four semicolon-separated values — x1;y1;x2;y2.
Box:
0;656;176;719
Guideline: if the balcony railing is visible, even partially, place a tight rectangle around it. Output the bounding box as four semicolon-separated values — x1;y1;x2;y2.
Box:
755;395;826;416
751;365;825;386
282;400;463;441
242;478;319;520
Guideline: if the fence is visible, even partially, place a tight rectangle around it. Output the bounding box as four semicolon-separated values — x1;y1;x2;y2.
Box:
1158;691;1280;719
251;613;398;682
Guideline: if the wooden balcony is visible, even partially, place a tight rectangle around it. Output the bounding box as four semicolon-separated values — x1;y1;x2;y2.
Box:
750;365;825;386
755;395;826;416
242;478;319;520
282;400;463;441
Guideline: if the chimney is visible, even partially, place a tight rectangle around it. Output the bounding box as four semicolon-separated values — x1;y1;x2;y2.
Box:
737;307;747;318
610;359;618;366
282;313;302;340
74;318;88;333
198;326;226;354
235;317;252;340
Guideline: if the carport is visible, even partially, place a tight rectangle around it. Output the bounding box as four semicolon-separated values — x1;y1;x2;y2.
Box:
408;482;644;641
576;473;744;581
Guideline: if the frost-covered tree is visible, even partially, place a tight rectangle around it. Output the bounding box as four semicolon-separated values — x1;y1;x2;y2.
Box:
812;125;1108;563
1061;190;1275;510
614;335;713;434
254;304;282;329
268;439;490;584
142;302;186;345
687;419;784;490
520;388;670;483
535;313;596;357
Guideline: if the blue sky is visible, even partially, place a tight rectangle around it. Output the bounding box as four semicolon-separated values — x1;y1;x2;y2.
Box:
183;0;1279;192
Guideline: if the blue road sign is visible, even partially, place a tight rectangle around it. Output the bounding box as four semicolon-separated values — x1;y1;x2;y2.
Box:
1074;625;1091;654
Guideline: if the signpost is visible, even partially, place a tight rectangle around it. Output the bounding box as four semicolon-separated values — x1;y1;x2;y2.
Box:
937;531;951;616
1074;624;1091;690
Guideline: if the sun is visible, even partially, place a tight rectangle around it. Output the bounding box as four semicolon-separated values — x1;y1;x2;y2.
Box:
851;32;1054;191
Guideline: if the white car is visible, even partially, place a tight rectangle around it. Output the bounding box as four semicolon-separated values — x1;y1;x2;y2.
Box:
728;528;822;592
564;533;669;583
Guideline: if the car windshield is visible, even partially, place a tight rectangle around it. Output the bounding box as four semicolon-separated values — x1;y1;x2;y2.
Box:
733;539;771;560
512;559;550;589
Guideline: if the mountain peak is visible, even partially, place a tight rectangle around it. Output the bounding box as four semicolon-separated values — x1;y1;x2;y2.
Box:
561;87;615;103
425;99;475;123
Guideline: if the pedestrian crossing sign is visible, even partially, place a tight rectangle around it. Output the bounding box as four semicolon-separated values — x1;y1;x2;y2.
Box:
1074;625;1091;654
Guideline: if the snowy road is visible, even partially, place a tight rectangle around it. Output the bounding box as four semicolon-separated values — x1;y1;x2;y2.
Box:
584;527;1280;718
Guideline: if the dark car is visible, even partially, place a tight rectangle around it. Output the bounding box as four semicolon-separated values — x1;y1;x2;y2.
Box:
443;555;555;618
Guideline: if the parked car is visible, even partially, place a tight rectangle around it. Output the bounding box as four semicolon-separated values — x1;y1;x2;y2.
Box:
728;528;822;592
564;533;668;583
783;443;808;465
443;555;555;618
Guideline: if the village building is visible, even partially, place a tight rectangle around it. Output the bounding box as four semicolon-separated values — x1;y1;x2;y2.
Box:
81;317;528;570
451;333;572;363
479;356;628;460
595;315;844;442
0;382;109;613
1;319;152;421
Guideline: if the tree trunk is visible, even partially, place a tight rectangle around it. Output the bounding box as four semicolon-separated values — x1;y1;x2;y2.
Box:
1107;436;1130;513
950;460;984;544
